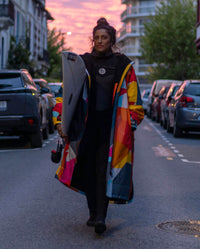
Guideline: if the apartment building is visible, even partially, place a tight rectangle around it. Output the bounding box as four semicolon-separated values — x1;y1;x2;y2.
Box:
0;0;53;73
196;0;200;53
117;0;166;84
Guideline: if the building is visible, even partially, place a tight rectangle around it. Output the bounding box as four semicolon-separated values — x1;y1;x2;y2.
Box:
196;0;200;53
117;0;166;84
0;0;53;73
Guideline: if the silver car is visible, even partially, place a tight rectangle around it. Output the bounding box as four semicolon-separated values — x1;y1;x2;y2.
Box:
160;81;182;129
141;88;151;114
168;80;200;137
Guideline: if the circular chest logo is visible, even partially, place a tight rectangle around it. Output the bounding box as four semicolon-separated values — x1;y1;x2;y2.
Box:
98;68;106;75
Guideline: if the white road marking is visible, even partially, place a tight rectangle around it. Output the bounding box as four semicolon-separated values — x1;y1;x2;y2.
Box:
146;118;200;164
0;135;57;152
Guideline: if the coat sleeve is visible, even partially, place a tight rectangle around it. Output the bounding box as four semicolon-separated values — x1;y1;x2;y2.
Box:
125;66;144;130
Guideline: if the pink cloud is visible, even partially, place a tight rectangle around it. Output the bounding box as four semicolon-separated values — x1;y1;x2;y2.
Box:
46;0;125;54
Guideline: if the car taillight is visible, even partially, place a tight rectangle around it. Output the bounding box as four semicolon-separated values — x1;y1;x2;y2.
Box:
179;96;194;107
28;119;34;125
166;100;170;106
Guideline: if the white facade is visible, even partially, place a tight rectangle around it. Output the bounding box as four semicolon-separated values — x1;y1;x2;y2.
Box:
0;0;53;72
196;0;200;53
117;0;166;83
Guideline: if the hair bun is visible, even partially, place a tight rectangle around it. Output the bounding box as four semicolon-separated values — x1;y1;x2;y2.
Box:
97;17;109;26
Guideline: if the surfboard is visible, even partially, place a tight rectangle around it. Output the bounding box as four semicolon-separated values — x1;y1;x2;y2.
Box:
61;51;87;136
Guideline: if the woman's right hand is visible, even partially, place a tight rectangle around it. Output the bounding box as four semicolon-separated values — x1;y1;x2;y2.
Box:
56;124;63;137
56;124;69;143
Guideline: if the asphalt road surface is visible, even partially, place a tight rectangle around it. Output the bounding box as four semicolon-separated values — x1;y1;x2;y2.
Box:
0;117;200;249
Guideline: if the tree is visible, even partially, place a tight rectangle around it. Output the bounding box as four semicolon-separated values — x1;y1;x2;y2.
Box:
7;36;33;74
141;0;200;81
47;28;71;80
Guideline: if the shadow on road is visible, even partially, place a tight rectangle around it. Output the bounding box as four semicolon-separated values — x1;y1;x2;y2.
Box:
0;136;31;149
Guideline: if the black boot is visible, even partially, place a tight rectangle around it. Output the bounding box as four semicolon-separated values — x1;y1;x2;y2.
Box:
86;212;96;227
95;219;106;234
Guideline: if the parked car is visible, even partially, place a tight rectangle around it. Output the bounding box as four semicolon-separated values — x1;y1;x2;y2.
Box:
146;79;178;119
167;80;200;137
151;85;171;122
34;79;55;134
0;69;49;147
48;82;63;98
141;88;151;114
160;81;182;128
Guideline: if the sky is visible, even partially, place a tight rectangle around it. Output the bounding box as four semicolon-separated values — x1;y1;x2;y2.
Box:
45;0;125;54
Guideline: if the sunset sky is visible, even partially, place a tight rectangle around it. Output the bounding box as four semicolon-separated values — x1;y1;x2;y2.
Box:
46;0;125;54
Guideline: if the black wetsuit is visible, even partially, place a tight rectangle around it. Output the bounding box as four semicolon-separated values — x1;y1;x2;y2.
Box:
80;51;118;220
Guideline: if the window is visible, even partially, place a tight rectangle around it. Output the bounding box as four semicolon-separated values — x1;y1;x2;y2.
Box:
0;73;23;87
186;83;200;96
1;37;4;69
197;0;200;24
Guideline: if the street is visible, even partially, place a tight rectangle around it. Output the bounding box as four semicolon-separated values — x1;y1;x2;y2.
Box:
0;117;200;249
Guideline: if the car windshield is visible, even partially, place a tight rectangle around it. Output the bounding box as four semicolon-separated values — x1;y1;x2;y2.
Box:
0;74;23;88
142;90;150;98
186;83;200;96
49;85;62;96
172;85;180;96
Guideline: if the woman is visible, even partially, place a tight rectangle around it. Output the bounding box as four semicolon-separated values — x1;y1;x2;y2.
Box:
55;18;144;234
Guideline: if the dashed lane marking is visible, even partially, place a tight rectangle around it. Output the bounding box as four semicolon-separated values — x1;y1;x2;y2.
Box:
145;118;200;165
0;135;58;152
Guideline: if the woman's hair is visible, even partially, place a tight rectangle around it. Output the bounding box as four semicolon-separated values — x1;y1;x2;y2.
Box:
92;17;116;46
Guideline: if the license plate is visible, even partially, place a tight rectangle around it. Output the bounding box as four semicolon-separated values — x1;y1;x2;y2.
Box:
0;101;7;111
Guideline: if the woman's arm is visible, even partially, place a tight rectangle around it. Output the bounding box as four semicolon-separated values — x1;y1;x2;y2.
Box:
126;66;144;130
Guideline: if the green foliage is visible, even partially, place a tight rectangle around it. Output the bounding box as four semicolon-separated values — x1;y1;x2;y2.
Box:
47;28;71;80
7;36;33;74
141;0;200;81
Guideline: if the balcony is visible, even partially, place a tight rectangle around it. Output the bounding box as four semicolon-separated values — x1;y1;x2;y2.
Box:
121;5;155;22
117;25;145;42
38;49;49;64
0;1;14;30
138;64;152;73
119;45;142;57
34;0;45;8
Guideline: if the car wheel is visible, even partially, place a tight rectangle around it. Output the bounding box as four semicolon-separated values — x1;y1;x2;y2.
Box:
166;116;172;133
42;124;49;140
160;117;163;126
48;111;54;134
151;110;155;121
29;125;43;148
156;113;160;123
173;116;182;138
163;118;167;129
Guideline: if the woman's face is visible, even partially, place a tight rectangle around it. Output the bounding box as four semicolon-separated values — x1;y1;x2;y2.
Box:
93;29;111;54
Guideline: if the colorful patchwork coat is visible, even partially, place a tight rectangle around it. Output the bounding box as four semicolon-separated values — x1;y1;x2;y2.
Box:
55;53;144;204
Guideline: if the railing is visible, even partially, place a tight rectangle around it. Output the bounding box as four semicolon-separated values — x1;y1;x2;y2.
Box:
121;5;155;20
34;0;45;7
0;1;14;21
119;45;141;55
117;25;145;39
138;64;152;73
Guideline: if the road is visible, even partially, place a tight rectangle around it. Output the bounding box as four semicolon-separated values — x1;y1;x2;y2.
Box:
0;117;200;249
